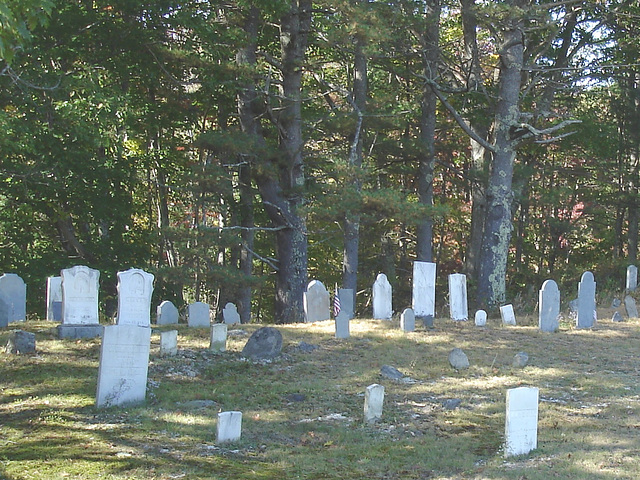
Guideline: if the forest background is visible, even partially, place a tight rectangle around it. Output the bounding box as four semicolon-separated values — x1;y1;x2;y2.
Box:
1;0;639;324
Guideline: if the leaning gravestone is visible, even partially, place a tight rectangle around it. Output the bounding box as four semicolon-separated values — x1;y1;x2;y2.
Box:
242;327;282;359
500;304;517;326
46;276;63;322
612;311;624;322
210;323;227;352
625;295;638;319
577;271;596;328
412;261;436;327
159;330;178;356
627;265;638;292
116;268;154;327
5;330;36;354
448;273;468;321
217;411;242;443
188;302;210;327
475;310;487;327
400;308;415;332
58;266;102;339
335;310;350;339
337;288;355;320
156;300;179;325
222;302;241;325
95;325;151;408
539;279;560;332
372;273;393;320
364;384;385;424
0;273;26;323
504;386;539;457
303;280;330;323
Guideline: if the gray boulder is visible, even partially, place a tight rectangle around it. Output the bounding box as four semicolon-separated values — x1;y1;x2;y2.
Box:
242;327;283;359
448;348;469;370
5;330;35;354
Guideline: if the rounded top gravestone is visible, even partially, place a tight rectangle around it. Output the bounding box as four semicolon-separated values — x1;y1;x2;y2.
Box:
242;327;283;359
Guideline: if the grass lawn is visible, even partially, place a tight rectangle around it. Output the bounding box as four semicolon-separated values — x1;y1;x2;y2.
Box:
2;307;640;479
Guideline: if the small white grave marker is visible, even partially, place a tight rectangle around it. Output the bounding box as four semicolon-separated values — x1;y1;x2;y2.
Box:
505;386;539;457
500;304;516;326
210;323;227;352
364;384;385;423
217;411;242;443
160;330;178;356
400;307;415;332
474;310;487;326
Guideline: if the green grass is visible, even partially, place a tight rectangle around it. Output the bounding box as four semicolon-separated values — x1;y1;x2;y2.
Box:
3;309;640;479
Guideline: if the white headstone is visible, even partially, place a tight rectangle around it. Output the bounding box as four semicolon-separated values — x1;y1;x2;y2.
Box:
159;330;178;356
46;276;63;322
335;310;350;339
61;266;100;325
364;383;385;423
188;302;210;327
96;325;151;408
222;302;241;325
500;304;516;326
156;300;179;325
116;268;154;327
505;386;539;457
577;271;596;328
412;261;436;325
303;280;330;323
474;310;487;326
448;273;468;321
400;307;415;332
627;265;638;291
625;295;638;318
210;323;227;352
0;273;26;323
539;279;560;332
217;411;242;443
338;288;355;319
372;273;392;320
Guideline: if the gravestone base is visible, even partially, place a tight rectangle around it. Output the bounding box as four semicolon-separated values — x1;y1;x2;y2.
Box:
57;324;103;339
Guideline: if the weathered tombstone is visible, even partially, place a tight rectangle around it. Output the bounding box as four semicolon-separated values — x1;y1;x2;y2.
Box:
500;304;517;326
116;268;154;327
577;271;596;328
474;310;487;327
210;323;228;352
222;302;241;325
46;276;63;322
505;386;539;457
400;308;415;332
612;311;624;322
448;347;470;369
58;266;102;339
0;273;26;323
539;279;560;332
303;280;330;323
217;411;242;443
513;352;529;368
335;310;350;339
188;302;210;327
337;288;355;320
412;261;436;327
372;273;393;320
0;298;8;328
156;300;179;325
5;330;36;354
241;327;282;359
627;265;638;291
448;273;468;321
364;384;385;423
95;325;151;408
159;330;178;356
625;295;638;319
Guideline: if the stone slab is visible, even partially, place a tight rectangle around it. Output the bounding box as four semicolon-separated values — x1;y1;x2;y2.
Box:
412;261;436;322
364;384;385;423
217;411;242;443
448;273;468;321
188;302;210;327
505;386;539;457
159;330;178;356
500;304;516;326
210;323;227;352
57;324;104;339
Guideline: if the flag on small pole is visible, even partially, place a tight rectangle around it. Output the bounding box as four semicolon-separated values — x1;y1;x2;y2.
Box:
333;285;341;318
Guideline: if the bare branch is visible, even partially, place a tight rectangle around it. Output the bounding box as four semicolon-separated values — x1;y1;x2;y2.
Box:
243;243;279;271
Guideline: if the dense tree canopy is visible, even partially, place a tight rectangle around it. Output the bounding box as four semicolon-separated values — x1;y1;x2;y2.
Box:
1;0;638;321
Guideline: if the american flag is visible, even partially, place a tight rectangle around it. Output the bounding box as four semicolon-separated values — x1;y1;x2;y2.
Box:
333;285;341;317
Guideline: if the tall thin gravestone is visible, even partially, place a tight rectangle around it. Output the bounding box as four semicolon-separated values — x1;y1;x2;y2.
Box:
188;302;210;327
500;304;516;326
539;279;560;332
304;280;330;323
364;384;385;423
577;271;596;328
0;273;26;323
159;330;178;356
372;273;392;320
505;386;539;457
448;273;468;321
58;266;102;339
627;265;638;292
335;310;350;339
156;300;179;325
96;325;151;407
46;276;63;322
400;308;415;332
412;261;436;327
625;295;638;319
116;268;154;327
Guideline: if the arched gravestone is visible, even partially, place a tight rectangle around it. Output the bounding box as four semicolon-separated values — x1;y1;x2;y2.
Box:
61;266;100;325
539;279;560;332
372;273;392;320
156;300;179;325
400;308;415;332
577;271;596;328
223;302;241;325
116;268;154;327
303;280;330;323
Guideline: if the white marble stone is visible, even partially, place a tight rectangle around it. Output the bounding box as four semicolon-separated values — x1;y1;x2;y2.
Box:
156;300;179;325
188;302;210;327
96;325;151;408
335;310;350;339
303;280;330;323
217;411;242;443
474;310;487;326
539;279;560;332
116;268;154;327
61;266;100;325
627;265;638;291
577;271;596;328
448;273;468;321
372;273;392;320
0;273;26;323
159;330;178;356
46;276;63;322
364;384;385;423
400;307;415;332
500;304;516;326
412;261;436;324
222;302;241;325
210;323;227;352
505;386;539;457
